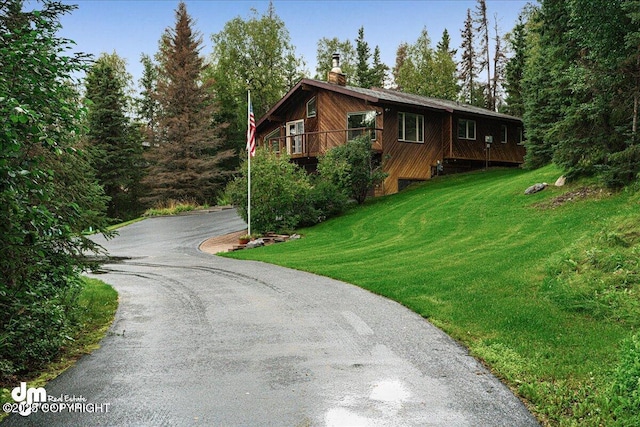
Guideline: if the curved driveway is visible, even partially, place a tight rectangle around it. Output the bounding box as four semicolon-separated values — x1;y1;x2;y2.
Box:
4;209;538;426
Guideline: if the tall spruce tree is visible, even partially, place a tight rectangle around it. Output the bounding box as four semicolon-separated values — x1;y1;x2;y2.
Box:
521;0;575;168
145;1;231;205
85;53;144;219
504;13;528;117
491;18;507;111
392;42;409;90
355;26;372;88
474;0;492;109
552;0;639;185
434;29;459;100
459;8;481;105
370;46;388;88
137;53;158;147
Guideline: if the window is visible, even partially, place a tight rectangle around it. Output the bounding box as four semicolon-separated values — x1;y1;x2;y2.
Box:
306;97;316;118
286;120;304;154
501;125;508;144
264;128;280;153
458;119;476;140
347;111;377;141
398;112;424;143
517;127;525;145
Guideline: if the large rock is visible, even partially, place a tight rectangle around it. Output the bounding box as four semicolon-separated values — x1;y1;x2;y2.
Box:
524;182;548;195
245;238;265;249
555;176;566;187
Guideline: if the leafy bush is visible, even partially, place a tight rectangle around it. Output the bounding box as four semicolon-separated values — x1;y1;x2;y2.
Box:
318;135;387;204
227;149;316;234
1;2;111;382
611;334;640;425
227;137;385;233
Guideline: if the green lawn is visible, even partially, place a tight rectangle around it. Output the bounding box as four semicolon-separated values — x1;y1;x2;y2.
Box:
224;165;640;426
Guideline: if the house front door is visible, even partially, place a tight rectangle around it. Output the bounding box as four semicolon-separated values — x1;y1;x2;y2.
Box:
286;120;304;155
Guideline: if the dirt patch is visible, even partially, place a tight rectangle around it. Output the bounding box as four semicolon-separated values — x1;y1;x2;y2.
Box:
535;187;609;209
199;230;247;254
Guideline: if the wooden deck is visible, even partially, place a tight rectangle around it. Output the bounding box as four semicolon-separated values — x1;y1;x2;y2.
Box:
262;128;383;159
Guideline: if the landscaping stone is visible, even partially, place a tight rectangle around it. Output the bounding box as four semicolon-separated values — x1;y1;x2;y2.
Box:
524;182;548;195
246;238;265;249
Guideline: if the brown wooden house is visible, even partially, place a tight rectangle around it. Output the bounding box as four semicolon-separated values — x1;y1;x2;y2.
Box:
256;59;525;195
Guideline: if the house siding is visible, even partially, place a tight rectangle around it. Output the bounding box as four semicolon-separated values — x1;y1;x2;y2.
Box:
255;78;525;198
381;107;446;194
450;114;525;163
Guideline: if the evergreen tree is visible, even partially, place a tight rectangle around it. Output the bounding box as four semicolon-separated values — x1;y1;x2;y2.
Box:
145;1;232;205
521;0;575;168
392;42;409;90
136;53;158;147
459;8;481;105
370;46;388;88
355;26;372;87
491;18;507;111
85;53;144;219
474;0;492;109
504;13;527;117
552;0;638;185
433;29;459;100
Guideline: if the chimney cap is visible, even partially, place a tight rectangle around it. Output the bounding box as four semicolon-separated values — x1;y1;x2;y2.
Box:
331;53;342;74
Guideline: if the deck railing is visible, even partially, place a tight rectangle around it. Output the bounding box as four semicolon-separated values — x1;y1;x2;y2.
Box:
262;128;383;158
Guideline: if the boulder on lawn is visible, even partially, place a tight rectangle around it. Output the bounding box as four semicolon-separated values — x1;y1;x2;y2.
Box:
525;182;548;195
246;238;265;249
555;176;566;187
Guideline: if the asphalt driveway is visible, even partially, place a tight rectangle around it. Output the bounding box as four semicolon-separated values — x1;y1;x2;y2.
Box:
3;209;539;426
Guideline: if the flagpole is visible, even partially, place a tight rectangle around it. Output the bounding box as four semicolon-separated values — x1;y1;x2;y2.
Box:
247;90;251;237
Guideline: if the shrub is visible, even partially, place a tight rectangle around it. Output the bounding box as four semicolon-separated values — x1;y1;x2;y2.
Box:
1;2;111;383
227;149;316;234
611;334;640;425
318;135;387;204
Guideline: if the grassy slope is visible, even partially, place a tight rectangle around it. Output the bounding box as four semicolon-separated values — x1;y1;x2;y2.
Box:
225;165;638;425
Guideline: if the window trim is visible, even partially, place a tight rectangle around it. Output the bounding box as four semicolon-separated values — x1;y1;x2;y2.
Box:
458;119;476;140
500;125;508;144
306;97;316;118
286;119;304;154
264;128;280;153
347;110;377;141
398;112;425;143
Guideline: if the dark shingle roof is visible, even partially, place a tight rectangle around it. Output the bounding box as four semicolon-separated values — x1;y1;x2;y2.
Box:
343;84;521;121
257;78;521;128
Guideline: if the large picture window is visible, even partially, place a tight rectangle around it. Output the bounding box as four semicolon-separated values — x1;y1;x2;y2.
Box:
347;111;377;141
398;112;424;143
458;119;476;140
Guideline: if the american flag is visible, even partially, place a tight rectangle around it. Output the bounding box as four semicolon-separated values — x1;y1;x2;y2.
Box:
246;100;256;157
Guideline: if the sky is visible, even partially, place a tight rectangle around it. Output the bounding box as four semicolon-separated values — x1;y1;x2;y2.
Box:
57;0;532;88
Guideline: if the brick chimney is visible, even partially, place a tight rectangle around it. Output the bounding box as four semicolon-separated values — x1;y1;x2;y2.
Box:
327;53;346;86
